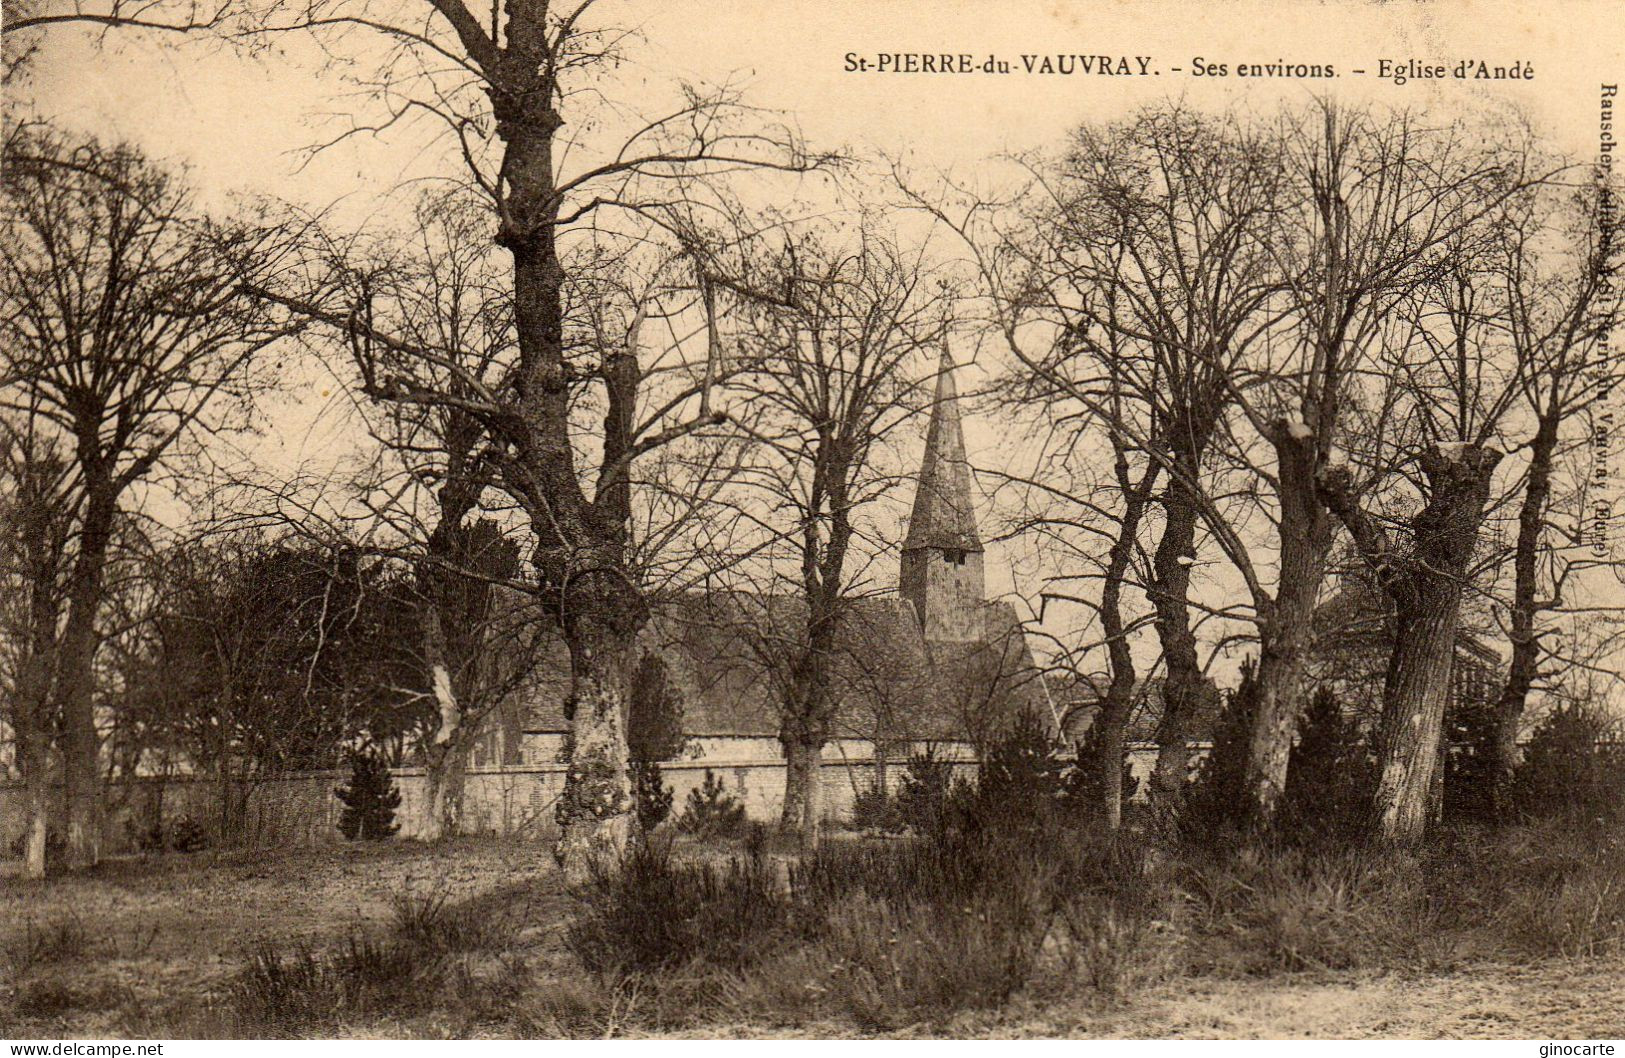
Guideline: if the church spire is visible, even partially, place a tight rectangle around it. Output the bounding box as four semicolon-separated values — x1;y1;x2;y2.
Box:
900;346;986;643
904;347;983;554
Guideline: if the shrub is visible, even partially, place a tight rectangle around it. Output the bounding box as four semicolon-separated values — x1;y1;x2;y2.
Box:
1182;660;1259;841
975;710;1068;828
1443;693;1500;824
1279;687;1373;843
566;835;795;977
849;782;904;834
1512;702;1625;825
5;915;91;973
231;933;443;1033
228;887;508;1033
1062;717;1140;824
677;769;747;839
1496;835;1625;958
630;760;674;833
168;814;211;853
628;652;687;763
1177;843;1432;974
334;752;401;841
895;747;955;834
387;888;497;956
816;891;1046;1031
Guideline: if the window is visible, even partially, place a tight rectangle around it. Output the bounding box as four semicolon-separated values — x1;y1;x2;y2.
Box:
944;549;966;566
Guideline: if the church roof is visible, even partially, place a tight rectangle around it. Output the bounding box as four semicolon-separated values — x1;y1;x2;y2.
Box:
518;592;1044;741
903;350;983;553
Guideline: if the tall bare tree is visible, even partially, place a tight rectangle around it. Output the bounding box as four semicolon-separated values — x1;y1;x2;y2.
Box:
711;223;945;848
0;413;77;877
0;125;293;865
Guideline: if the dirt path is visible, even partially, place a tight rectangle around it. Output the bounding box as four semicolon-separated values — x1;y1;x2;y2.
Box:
971;961;1625;1039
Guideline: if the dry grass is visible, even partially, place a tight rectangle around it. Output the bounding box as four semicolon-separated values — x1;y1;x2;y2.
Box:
2;828;1624;1038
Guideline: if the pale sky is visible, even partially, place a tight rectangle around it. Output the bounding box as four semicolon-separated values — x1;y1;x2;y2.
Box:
12;0;1625;683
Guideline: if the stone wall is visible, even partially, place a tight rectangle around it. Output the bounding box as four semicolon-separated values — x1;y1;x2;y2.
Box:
0;740;1182;855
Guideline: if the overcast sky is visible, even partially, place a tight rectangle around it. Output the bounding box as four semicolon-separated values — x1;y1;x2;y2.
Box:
13;0;1623;682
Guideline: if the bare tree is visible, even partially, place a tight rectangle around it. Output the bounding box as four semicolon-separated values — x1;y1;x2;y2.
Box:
709;223;945;848
0;125;295;865
1237;103;1538;825
1480;173;1623;814
0;413;77;876
125;0;837;877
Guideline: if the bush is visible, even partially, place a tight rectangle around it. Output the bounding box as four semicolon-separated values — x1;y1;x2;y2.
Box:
975;710;1068;828
1182;660;1260;842
895;747;955;834
169;814;211;853
677;769;747;839
630;760;674;833
566;835;795;977
5;915;91;973
334;752;401;841
1512;702;1625;825
1443;693;1499;824
1063;717;1140;825
229;885;508;1034
1279;687;1374;844
627;652;686;763
849;782;904;834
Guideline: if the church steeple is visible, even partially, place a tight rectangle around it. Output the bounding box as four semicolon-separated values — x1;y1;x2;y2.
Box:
901;348;986;642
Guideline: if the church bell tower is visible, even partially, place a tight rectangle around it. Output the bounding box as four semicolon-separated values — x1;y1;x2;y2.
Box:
900;348;985;643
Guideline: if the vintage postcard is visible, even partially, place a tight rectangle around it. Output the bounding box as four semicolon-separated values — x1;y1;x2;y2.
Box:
1;0;1621;1044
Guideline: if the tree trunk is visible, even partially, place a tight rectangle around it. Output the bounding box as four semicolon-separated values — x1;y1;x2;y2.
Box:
801;741;824;850
780;738;824;848
780;734;810;832
58;485;116;869
1323;445;1503;845
1095;707;1128;831
1490;415;1559;817
1094;460;1157;830
421;739;468;843
1369;598;1460;842
553;615;636;883
1149;478;1205;811
1245;424;1335;822
419;589;467;843
22;729;50;879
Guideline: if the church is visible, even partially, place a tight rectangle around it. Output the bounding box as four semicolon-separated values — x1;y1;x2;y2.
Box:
484;352;1048;825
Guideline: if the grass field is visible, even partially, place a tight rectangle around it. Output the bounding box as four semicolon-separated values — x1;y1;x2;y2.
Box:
3;836;1624;1039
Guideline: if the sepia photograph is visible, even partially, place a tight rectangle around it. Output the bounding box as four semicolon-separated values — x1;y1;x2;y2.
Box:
0;0;1622;1043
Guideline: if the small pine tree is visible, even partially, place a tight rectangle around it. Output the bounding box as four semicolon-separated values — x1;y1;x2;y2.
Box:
1062;715;1140;824
627;652;685;832
895;746;956;834
1512;702;1625;825
1443;693;1499;824
630;760;675;832
1279;686;1373;842
678;769;747;839
1182;660;1260;841
335;751;401;841
975;709;1068;830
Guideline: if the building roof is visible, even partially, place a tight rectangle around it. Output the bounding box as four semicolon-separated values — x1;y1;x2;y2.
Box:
518;592;1044;742
903;349;983;554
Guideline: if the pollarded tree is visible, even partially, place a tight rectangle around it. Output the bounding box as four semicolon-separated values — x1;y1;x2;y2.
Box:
199;0;836;878
1238;103;1539;826
0;125;296;865
1316;159;1546;842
